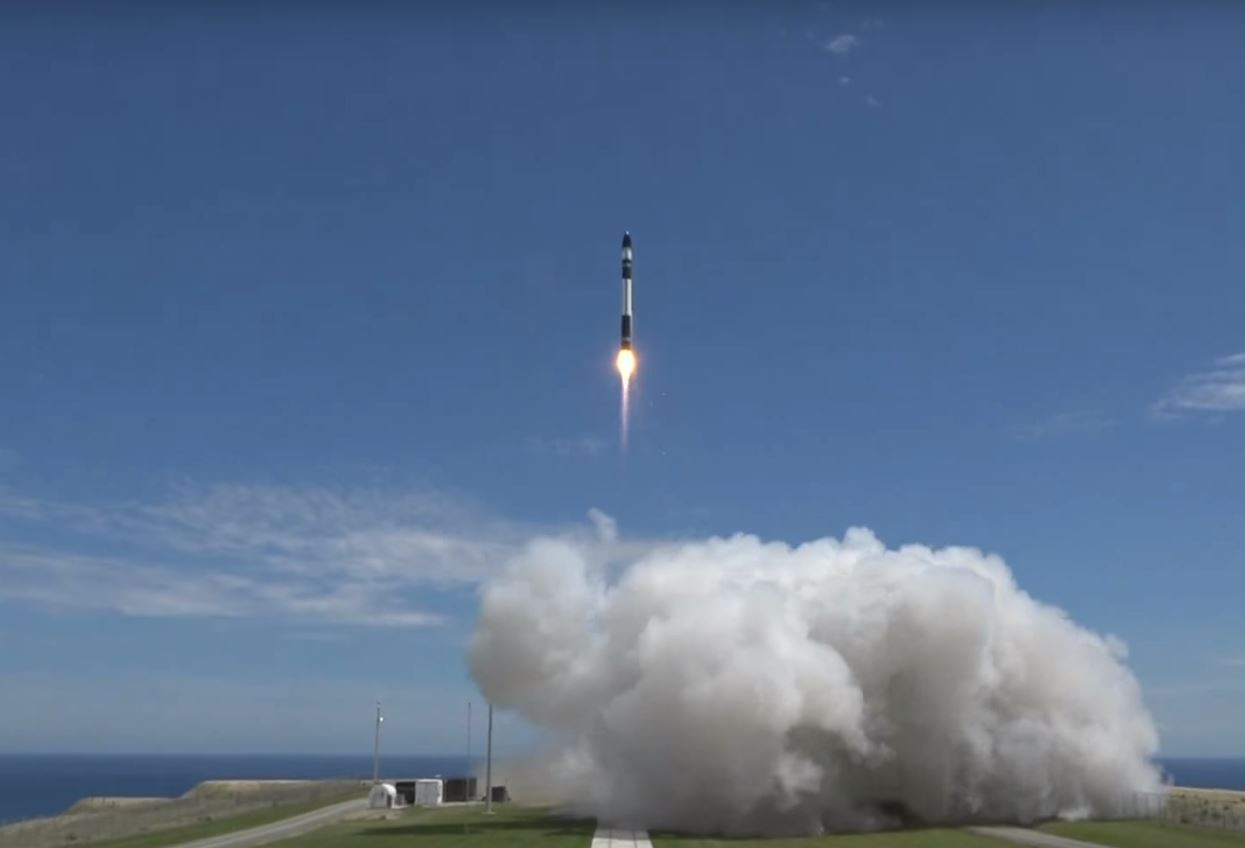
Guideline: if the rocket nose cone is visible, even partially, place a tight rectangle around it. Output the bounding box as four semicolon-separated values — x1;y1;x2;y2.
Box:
622;232;632;248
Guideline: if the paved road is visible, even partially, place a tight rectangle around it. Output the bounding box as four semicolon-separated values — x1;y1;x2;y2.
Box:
592;826;653;848
970;826;1104;848
170;798;369;848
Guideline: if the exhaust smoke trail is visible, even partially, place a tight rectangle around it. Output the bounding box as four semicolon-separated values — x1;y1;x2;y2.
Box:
469;525;1161;835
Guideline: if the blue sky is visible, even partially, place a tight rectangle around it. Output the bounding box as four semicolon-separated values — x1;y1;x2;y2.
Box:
1;3;1243;756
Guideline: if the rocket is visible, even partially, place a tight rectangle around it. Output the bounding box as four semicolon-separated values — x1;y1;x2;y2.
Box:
620;231;633;351
615;231;637;443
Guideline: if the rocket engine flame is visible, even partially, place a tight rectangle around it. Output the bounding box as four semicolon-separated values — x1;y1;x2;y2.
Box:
616;348;636;447
616;348;636;381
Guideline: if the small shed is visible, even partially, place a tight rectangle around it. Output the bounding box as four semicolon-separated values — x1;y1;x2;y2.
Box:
414;778;444;806
368;783;398;809
442;777;477;802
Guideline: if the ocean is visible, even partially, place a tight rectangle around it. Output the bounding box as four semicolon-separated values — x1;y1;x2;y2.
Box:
0;754;469;825
1160;758;1245;792
0;754;1242;827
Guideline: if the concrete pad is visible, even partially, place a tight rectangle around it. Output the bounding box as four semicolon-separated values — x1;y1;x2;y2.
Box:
592;825;653;848
970;825;1104;848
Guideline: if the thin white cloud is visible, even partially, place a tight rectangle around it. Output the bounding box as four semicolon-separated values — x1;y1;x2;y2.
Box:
825;34;859;55
0;483;648;629
0;543;443;627
1217;657;1245;668
130;484;518;585
527;435;606;458
0;545;251;618
1153;351;1245;417
1020;409;1115;441
838;76;852;87
865;95;882;109
0;484;46;520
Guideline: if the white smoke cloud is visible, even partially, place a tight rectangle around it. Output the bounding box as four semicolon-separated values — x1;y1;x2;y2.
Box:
469;526;1161;835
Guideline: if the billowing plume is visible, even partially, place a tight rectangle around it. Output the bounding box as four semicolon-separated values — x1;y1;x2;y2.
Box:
469;526;1161;835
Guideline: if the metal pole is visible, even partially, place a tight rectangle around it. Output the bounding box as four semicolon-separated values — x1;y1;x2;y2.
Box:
467;701;472;783
372;700;382;784
485;703;494;813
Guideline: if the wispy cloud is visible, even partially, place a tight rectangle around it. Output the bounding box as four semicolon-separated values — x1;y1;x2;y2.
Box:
0;545;257;618
0;483;630;629
527;435;606;458
0;484;46;520
126;484;520;585
1216;657;1245;668
1019;409;1115;441
0;539;445;628
838;76;852;87
1153;352;1245;418
825;34;860;55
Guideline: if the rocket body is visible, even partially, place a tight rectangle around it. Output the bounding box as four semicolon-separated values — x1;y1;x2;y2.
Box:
621;232;633;350
616;231;636;447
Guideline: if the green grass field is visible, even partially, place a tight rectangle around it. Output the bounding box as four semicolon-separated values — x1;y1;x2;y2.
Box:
267;803;596;848
88;798;1245;848
1038;820;1245;848
272;806;1006;848
79;792;363;848
651;828;1006;848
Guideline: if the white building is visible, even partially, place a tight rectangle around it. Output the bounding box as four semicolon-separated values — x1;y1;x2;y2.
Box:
368;783;398;809
413;778;444;806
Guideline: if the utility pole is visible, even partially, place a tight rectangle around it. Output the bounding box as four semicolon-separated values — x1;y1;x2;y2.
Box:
372;700;383;785
466;701;472;786
485;703;494;814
